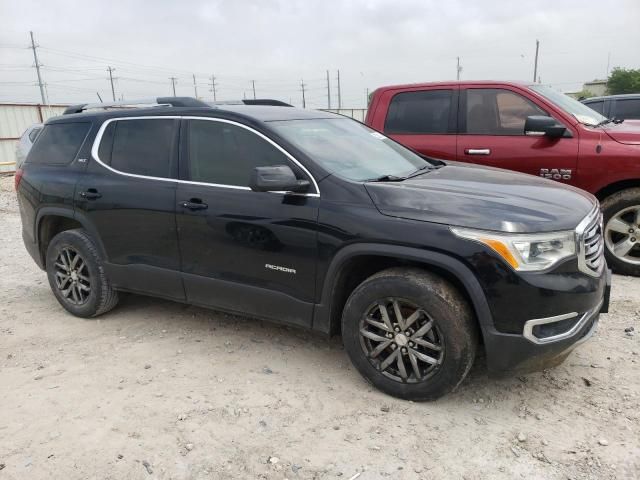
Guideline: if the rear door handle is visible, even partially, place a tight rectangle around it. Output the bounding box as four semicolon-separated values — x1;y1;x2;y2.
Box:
464;148;491;155
180;199;208;211
79;189;102;200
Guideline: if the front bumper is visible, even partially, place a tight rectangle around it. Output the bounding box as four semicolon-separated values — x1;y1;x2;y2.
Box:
483;268;611;375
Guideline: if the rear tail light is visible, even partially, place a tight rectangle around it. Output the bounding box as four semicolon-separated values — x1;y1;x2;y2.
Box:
14;168;24;191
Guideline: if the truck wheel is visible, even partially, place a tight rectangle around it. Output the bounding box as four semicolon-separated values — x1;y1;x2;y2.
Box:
341;267;478;401
602;188;640;276
46;229;119;318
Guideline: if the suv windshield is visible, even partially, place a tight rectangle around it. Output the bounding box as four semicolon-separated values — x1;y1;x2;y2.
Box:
269;118;431;182
530;84;608;126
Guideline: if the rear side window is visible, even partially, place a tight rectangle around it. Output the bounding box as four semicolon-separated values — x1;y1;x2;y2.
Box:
584;100;605;115
97;119;176;178
614;99;640;120
186;119;290;186
384;90;453;134
26;122;90;165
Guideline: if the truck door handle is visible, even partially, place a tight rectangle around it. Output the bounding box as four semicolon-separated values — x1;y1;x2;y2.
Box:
180;198;208;211
79;189;102;200
464;148;491;155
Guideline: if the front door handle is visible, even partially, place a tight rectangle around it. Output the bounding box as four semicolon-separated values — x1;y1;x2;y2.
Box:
79;188;102;200
464;148;491;155
180;199;208;211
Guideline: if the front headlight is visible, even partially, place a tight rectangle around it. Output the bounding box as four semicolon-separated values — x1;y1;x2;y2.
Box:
451;227;576;272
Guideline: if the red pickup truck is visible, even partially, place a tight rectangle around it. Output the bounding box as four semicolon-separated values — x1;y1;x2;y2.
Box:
365;81;640;276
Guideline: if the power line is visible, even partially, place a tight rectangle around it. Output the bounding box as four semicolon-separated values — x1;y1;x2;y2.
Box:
169;76;177;96
326;70;331;109
210;75;217;101
336;69;341;109
107;66;116;101
29;31;47;105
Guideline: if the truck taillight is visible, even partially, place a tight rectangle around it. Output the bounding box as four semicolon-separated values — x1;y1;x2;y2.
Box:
14;168;23;191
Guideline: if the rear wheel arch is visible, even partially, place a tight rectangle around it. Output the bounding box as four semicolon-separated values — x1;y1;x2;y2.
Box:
36;208;106;265
315;244;493;340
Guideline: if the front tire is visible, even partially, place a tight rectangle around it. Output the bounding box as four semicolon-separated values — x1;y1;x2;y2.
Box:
341;267;478;401
602;188;640;276
46;229;119;318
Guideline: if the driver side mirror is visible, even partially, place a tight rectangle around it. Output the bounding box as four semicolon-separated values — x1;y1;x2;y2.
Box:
249;165;310;193
524;116;571;138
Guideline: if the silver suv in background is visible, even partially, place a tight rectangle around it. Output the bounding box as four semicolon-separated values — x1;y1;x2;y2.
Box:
15;123;43;169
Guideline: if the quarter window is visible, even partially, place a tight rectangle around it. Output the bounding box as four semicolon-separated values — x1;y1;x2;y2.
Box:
384;90;453;134
98;119;177;178
465;89;546;135
186;120;292;187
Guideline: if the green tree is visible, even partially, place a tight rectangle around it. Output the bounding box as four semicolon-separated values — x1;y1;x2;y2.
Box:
607;67;640;95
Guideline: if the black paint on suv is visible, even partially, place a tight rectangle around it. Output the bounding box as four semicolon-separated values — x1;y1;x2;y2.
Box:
16;97;611;400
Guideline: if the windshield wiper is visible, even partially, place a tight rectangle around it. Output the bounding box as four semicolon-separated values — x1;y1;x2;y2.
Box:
365;174;407;182
594;118;613;127
405;164;441;179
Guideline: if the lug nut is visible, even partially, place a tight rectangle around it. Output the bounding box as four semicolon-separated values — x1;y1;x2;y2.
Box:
386;333;393;339
632;238;637;243
630;229;635;234
391;344;397;350
408;341;414;347
394;327;400;333
401;347;408;354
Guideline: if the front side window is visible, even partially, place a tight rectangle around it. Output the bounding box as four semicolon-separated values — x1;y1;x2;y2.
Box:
186;120;291;187
584;100;605;115
614;99;640;120
384;89;453;134
27;122;91;165
465;89;546;135
97;119;176;178
270;118;431;182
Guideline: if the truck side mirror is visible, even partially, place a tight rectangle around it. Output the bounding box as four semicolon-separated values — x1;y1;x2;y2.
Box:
249;165;310;193
524;116;570;138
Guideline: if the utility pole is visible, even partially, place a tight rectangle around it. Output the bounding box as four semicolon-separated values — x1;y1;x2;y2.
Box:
366;88;370;107
326;70;331;109
251;80;256;99
300;79;306;109
192;74;198;98
533;39;540;83
336;69;342;109
209;75;217;101
29;31;47;105
456;57;462;80
107;66;116;101
169;76;177;96
606;51;611;78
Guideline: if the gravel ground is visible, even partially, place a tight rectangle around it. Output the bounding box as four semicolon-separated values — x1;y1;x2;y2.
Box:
0;175;639;479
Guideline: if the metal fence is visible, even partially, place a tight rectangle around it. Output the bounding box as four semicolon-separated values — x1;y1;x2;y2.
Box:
0;103;68;172
320;108;368;122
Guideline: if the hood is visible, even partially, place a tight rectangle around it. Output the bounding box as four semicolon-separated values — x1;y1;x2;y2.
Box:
602;121;640;145
364;162;595;233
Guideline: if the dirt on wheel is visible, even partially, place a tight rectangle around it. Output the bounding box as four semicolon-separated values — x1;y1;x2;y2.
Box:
0;175;638;479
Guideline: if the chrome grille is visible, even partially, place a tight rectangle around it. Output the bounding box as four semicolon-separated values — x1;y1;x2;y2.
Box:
577;208;604;276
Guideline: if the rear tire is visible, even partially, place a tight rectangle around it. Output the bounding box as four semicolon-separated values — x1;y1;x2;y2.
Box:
46;229;119;318
602;188;640;276
341;267;478;401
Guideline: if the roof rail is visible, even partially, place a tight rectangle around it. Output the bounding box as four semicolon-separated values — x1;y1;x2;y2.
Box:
63;97;210;115
208;99;293;107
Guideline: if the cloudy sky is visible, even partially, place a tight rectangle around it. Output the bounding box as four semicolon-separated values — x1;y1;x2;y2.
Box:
1;0;639;108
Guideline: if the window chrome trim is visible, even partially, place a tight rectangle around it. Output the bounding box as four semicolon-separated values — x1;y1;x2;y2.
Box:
90;115;320;197
522;298;603;345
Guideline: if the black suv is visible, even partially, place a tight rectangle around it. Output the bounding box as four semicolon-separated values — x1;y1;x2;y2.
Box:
16;97;611;400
